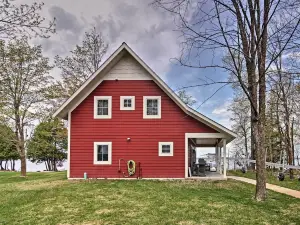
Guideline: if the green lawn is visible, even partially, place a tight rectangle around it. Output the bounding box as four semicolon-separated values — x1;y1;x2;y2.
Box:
228;170;300;191
0;172;300;225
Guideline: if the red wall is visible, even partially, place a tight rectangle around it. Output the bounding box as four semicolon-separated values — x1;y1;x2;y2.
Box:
70;80;217;178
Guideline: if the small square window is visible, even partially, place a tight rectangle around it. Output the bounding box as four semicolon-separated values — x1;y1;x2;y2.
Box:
94;142;112;165
159;142;173;156
120;96;135;110
94;96;112;119
143;96;161;119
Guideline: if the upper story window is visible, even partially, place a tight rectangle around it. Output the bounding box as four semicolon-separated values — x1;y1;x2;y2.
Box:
94;96;112;119
94;142;112;164
143;96;161;119
159;142;173;156
120;96;135;110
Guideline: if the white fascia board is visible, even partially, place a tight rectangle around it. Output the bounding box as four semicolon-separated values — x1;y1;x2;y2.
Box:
53;43;127;119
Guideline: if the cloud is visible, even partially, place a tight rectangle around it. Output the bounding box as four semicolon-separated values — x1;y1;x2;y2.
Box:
49;6;84;33
211;99;233;128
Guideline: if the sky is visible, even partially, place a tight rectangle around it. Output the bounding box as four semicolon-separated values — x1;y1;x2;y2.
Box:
14;0;235;171
16;0;234;128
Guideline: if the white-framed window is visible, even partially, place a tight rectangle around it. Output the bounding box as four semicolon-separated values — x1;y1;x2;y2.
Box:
158;142;174;156
94;96;112;119
94;142;112;165
143;96;161;119
120;96;135;110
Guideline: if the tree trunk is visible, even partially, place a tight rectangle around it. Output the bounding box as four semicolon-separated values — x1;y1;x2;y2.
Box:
255;109;267;200
250;122;256;170
20;150;26;176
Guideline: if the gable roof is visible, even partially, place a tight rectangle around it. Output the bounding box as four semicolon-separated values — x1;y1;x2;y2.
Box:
53;42;237;140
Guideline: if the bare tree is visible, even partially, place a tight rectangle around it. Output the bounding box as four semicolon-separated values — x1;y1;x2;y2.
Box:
52;27;108;100
268;50;300;178
0;38;53;177
0;0;55;38
229;92;251;162
154;0;300;201
177;90;197;106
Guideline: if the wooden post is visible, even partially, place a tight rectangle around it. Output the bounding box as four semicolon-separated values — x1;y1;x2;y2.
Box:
215;145;219;172
219;146;222;174
223;139;227;177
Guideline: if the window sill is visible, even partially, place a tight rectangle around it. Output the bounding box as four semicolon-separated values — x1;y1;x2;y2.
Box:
143;115;161;119
93;161;112;165
94;115;112;119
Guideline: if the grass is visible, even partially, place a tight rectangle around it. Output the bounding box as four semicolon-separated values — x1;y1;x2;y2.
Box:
228;170;300;191
0;172;300;225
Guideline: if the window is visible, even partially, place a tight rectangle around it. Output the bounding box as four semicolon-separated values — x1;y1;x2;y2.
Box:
94;96;112;119
120;96;135;110
94;142;112;164
143;96;161;119
159;142;173;156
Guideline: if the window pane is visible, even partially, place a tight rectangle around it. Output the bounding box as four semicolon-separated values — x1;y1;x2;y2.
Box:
147;99;153;107
147;108;153;115
103;153;108;161
98;100;103;107
97;145;109;161
147;107;158;115
97;153;103;161
153;99;158;107
102;145;108;154
103;100;108;107
162;145;170;153
98;108;103;115
103;108;108;115
152;107;158;115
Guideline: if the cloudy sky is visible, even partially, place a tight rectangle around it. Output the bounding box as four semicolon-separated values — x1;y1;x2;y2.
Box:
19;0;233;128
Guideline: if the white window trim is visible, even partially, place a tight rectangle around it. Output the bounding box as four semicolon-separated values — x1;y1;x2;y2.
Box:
159;142;173;156
120;96;135;110
94;142;112;165
143;96;161;119
94;96;112;119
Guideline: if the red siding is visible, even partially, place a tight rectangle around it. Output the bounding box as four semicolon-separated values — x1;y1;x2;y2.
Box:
70;80;217;178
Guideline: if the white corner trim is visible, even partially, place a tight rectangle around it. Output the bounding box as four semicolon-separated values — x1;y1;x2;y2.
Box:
120;96;135;110
94;96;112;119
67;111;71;178
158;142;174;156
94;142;112;165
143;96;161;119
185;133;229;139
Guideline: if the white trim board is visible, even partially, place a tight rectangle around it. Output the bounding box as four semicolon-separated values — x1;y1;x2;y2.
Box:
67;111;71;178
53;42;236;140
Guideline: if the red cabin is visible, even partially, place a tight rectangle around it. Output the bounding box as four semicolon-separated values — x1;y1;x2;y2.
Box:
54;43;236;179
